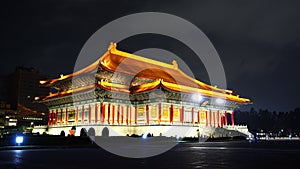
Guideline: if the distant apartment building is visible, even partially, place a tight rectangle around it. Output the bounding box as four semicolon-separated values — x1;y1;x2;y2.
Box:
0;67;50;128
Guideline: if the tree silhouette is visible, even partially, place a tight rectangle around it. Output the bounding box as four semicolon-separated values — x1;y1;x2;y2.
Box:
235;107;300;136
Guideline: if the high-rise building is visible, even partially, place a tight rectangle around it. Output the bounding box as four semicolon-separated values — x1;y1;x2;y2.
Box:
0;67;49;128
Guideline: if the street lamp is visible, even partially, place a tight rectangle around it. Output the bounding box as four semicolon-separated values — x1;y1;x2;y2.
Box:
15;136;24;146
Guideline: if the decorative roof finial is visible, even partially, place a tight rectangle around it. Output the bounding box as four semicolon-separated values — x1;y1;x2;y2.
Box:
108;42;117;52
172;60;178;69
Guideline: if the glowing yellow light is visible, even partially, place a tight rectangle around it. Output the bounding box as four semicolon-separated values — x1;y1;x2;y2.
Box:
39;80;46;84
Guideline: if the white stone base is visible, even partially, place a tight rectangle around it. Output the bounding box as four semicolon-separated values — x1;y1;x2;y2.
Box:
33;124;249;138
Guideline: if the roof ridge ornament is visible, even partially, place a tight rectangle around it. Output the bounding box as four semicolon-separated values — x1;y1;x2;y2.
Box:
108;42;117;52
172;60;178;69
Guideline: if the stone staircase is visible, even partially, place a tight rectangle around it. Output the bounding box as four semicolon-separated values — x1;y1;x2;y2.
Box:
199;125;251;138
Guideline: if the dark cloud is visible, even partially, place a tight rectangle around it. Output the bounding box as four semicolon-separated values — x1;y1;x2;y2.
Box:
1;0;299;111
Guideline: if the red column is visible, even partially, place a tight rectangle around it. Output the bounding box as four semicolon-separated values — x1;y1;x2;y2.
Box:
47;111;51;126
146;104;149;124
205;111;208;127
112;105;115;124
52;111;54;125
197;110;200;124
169;104;173;124
135;105;137;124
101;103;105;123
65;108;68;124
231;112;235;126
180;107;183;124
49;110;52;125
88;105;91;124
95;104;98;123
100;103;102;123
129;106;132;125
224;111;228;125
117;104;120;124
220;113;223;127
53;110;55;125
212;112;216;127
82;105;84;123
126;105;129;125
209;110;212;126
51;110;54;125
191;107;194;124
55;109;58;124
75;107;78;124
52;111;55;125
55;111;57;124
220;116;223;127
158;103;162;124
217;110;220;128
121;106;124;124
53;110;56;125
107;104;110;124
182;106;184;123
60;109;63;125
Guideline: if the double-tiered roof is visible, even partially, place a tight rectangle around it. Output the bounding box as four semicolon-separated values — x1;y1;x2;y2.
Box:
38;43;251;104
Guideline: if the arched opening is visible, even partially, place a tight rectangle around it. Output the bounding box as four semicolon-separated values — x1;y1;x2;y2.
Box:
80;128;87;137
102;127;109;137
60;130;65;136
87;128;96;136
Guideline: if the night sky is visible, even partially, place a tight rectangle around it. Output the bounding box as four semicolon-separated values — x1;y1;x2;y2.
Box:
1;0;299;112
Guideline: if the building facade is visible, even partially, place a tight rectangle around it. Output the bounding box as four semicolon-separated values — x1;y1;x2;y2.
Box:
34;43;251;137
0;101;18;129
0;67;49;129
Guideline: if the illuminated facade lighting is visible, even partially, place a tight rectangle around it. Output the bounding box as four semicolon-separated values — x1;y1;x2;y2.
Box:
35;43;251;138
216;98;225;104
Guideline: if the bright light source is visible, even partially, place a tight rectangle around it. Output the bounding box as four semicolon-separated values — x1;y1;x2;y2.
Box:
39;80;47;84
142;134;147;139
216;98;225;104
16;136;24;144
192;94;203;102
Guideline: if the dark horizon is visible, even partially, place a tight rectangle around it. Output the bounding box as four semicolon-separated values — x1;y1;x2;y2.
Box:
1;0;300;112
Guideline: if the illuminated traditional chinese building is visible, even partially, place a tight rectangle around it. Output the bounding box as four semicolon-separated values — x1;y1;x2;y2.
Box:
34;43;251;137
